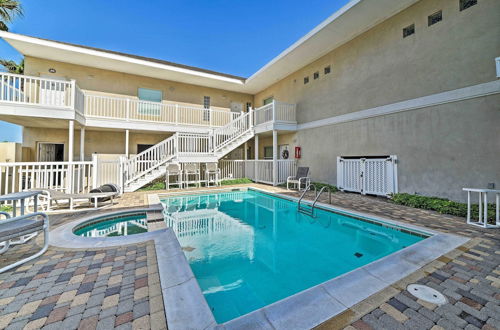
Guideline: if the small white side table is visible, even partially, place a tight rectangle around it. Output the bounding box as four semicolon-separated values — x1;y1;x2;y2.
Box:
463;188;500;229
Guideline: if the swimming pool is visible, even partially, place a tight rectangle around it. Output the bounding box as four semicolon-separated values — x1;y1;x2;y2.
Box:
161;189;428;323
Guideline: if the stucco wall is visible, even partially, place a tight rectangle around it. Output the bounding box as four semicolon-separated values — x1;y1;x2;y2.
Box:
24;57;253;110
296;94;500;202
0;142;22;162
22;128;170;161
254;0;499;123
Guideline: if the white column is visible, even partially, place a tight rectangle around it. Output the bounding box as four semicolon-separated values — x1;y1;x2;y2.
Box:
80;127;85;161
125;129;130;157
68;120;74;162
272;130;278;186
254;134;259;181
67;120;74;193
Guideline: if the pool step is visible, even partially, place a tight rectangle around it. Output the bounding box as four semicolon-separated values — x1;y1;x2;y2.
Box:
146;211;164;223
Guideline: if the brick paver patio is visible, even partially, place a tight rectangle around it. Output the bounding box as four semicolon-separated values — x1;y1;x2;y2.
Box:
0;184;498;330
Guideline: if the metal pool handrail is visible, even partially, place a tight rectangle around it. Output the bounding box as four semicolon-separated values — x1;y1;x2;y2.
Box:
298;183;317;216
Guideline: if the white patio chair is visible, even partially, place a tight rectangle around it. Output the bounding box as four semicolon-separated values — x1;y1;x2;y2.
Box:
205;163;221;187
287;167;310;191
0;212;49;273
183;163;201;188
165;163;183;190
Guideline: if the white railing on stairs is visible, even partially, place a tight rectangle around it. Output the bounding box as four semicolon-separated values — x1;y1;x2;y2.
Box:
213;111;252;152
123;135;176;185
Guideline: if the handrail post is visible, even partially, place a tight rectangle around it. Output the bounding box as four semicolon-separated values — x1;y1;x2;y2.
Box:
126;99;130;121
119;156;127;195
175;104;179;125
209;107;212;127
70;79;76;109
92;154;98;189
249;107;254;128
272;100;276;122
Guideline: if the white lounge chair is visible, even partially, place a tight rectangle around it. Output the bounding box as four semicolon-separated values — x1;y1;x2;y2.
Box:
183;164;200;188
205;163;221;187
165;163;183;190
287;167;310;191
37;187;119;211
0;212;49;273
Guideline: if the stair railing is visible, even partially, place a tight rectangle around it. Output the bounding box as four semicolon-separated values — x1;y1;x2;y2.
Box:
123;134;177;184
213;111;252;152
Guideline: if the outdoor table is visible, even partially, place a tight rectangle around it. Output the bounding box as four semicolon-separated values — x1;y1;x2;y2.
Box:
462;188;500;229
0;190;42;217
0;190;43;244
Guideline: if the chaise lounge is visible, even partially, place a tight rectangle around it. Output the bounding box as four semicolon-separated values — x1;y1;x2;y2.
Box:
0;212;49;273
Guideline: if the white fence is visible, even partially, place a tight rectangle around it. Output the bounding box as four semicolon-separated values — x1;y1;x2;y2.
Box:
336;156;398;197
0;161;95;198
219;159;297;185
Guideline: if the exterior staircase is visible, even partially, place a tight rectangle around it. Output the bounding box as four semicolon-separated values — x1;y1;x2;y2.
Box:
123;110;254;192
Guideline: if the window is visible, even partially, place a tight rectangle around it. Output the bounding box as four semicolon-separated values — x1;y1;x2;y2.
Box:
460;0;477;11
138;88;162;115
203;96;210;121
264;146;273;159
324;66;331;74
428;11;442;26
304;76;309;84
246;102;252;111
313;72;319;80
263;97;274;105
403;24;415;38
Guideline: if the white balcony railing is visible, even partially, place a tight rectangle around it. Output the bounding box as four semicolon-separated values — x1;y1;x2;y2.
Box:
0;72;297;128
253;100;296;126
84;92;240;127
1;72;74;108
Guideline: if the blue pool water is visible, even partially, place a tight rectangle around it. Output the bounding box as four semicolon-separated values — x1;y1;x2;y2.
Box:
161;190;426;323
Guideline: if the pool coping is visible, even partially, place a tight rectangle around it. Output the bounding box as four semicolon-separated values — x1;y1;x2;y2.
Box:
49;205;164;249
152;187;469;330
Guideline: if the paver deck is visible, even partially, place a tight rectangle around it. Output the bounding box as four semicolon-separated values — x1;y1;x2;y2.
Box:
0;184;498;330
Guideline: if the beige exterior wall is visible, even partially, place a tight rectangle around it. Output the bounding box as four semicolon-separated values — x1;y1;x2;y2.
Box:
296;94;500;201
0;142;22;162
22;127;170;161
254;0;499;124
256;133;297;159
249;0;500;201
24;57;253;110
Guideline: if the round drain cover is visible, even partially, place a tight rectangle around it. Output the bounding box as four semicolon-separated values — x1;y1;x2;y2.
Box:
407;284;447;305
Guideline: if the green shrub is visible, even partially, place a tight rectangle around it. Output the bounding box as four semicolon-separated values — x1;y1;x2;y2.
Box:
311;182;339;192
221;178;253;186
0;205;12;213
138;182;166;191
390;193;495;220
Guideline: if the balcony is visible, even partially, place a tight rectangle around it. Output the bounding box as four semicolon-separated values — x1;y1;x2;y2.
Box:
0;72;296;131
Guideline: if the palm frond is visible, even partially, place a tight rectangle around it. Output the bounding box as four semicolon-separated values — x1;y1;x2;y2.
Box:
0;0;23;23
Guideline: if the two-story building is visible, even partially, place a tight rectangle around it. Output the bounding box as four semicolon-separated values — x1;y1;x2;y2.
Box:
0;0;498;200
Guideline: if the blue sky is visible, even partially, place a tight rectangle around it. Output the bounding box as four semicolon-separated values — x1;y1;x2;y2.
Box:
0;0;348;142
